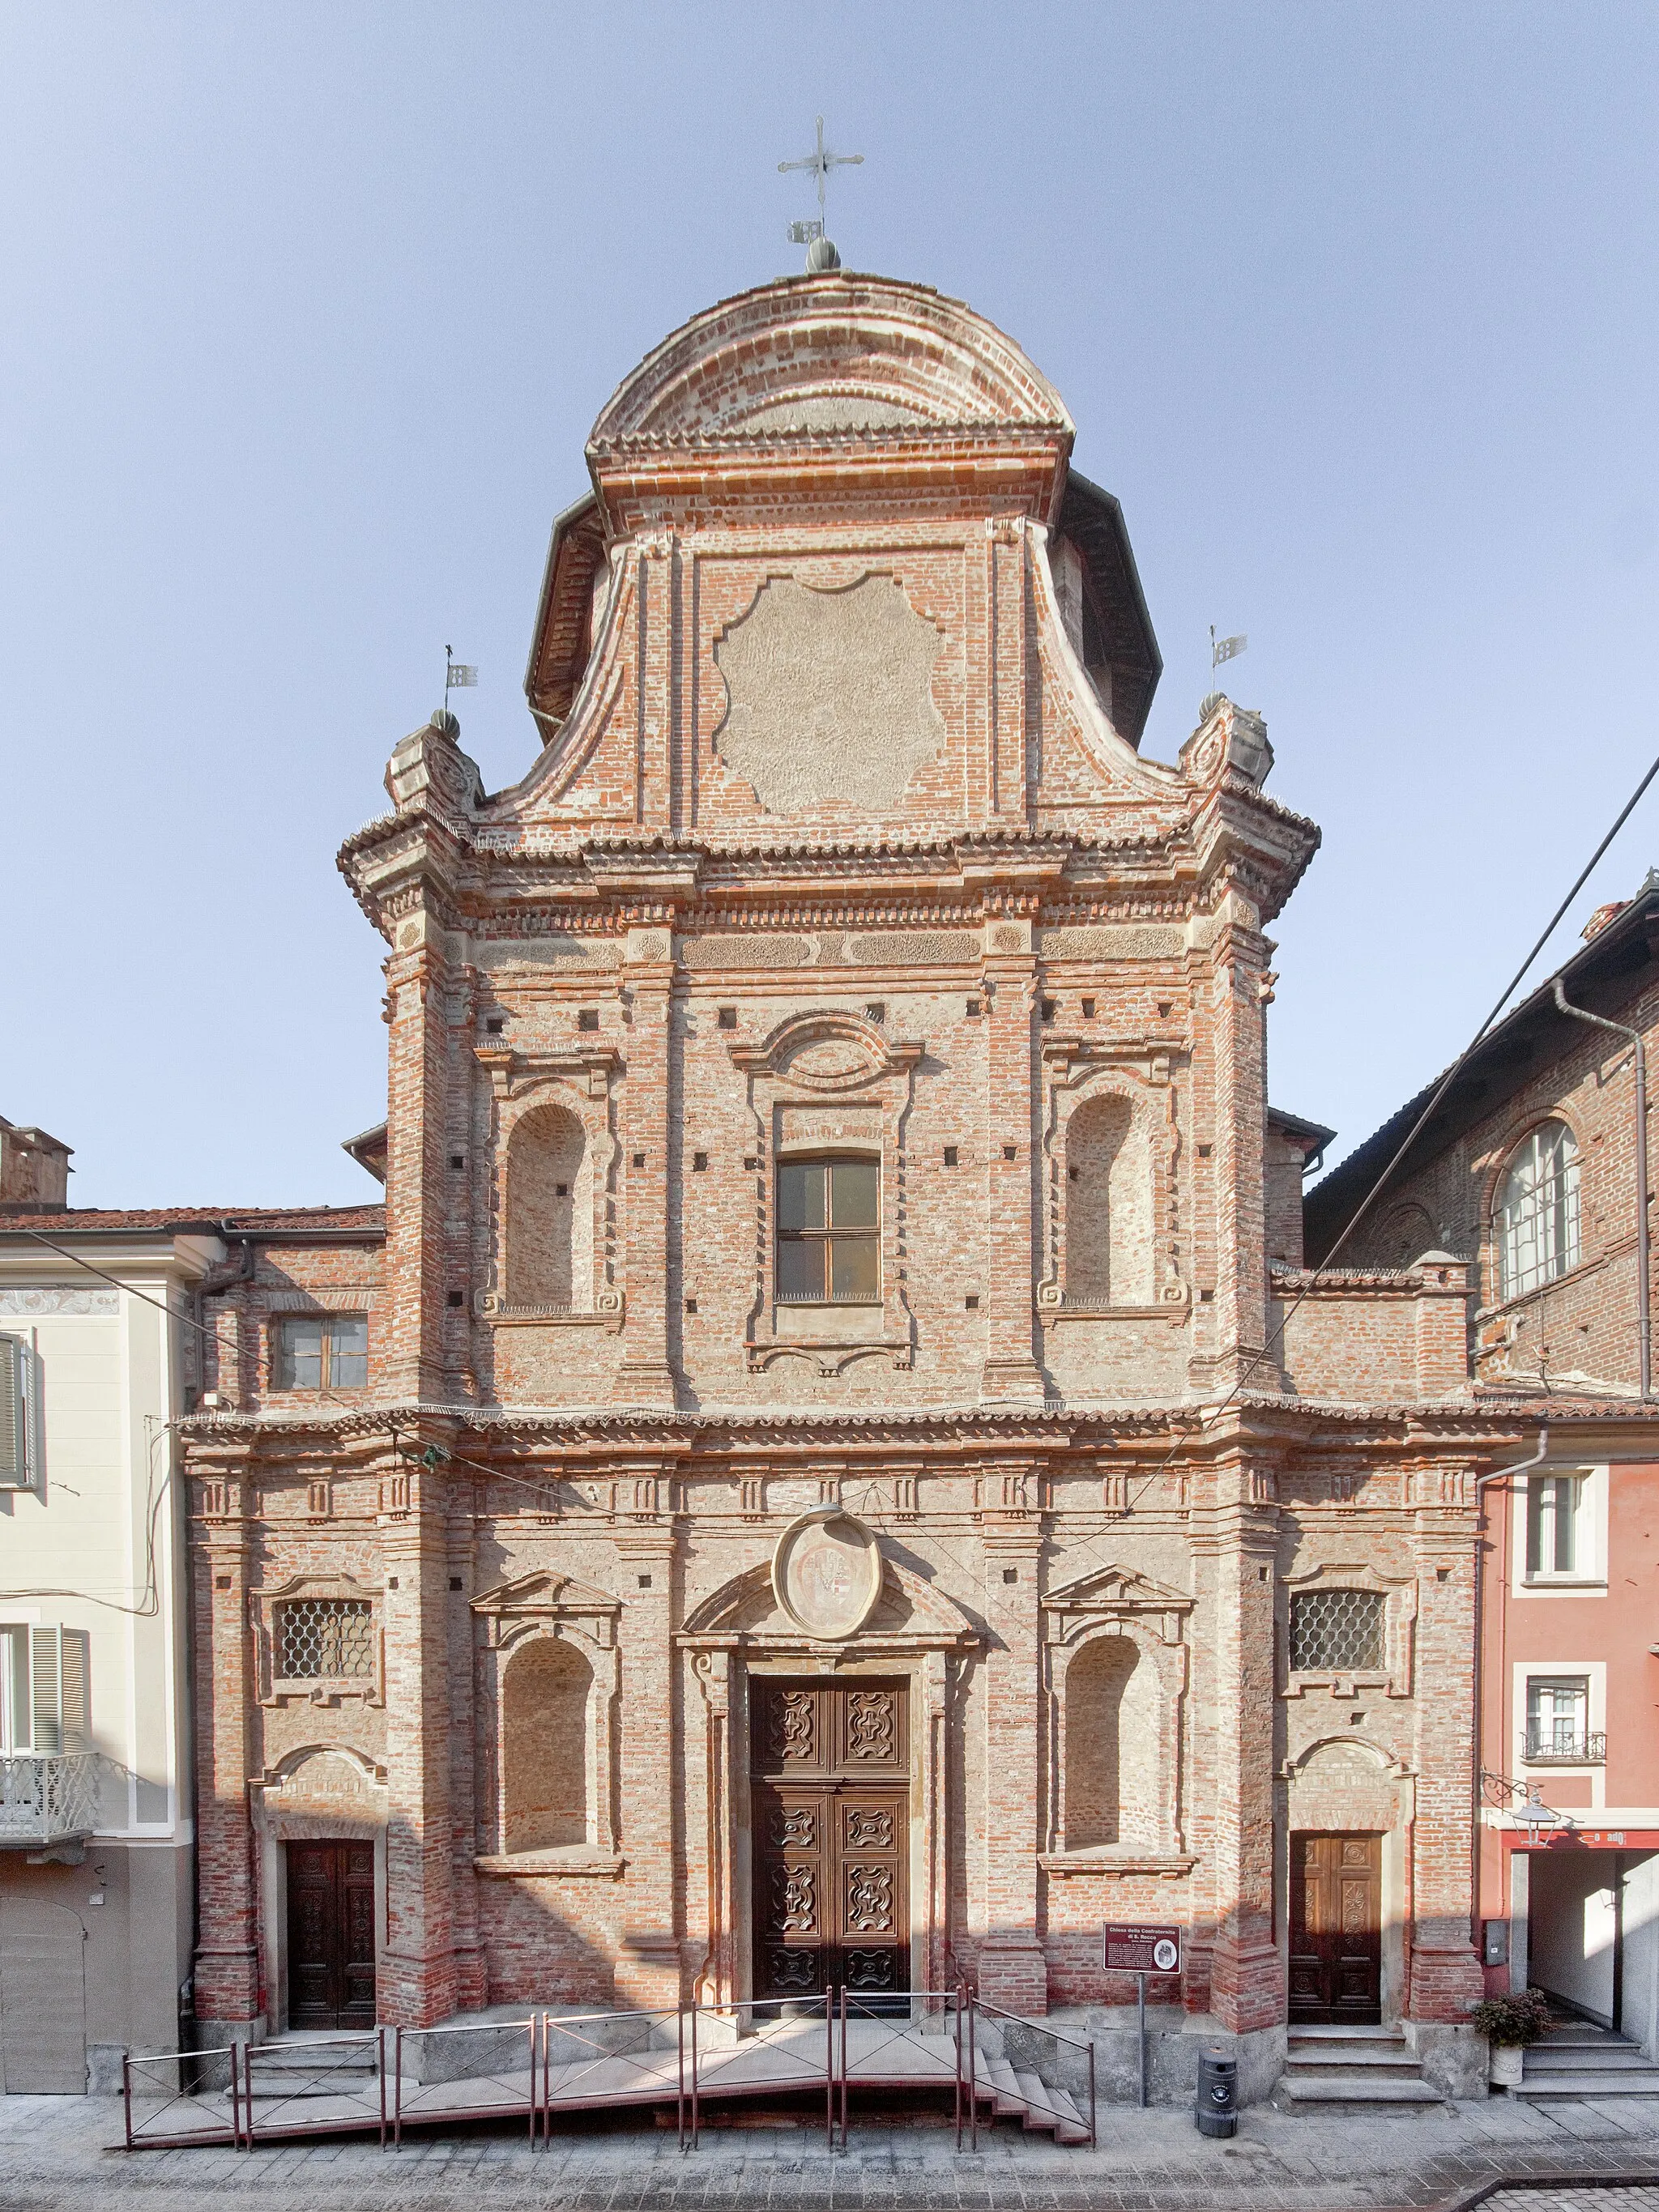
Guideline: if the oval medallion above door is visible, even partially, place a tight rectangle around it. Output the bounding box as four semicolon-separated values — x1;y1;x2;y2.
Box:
772;1508;883;1639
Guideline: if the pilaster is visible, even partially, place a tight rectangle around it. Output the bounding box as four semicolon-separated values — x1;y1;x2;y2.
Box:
189;1443;262;2033
980;924;1046;1401
1192;1447;1282;2035
976;1474;1047;2011
1408;1460;1485;2020
612;1476;681;2009
382;912;455;1404
612;935;678;1408
377;1451;458;2027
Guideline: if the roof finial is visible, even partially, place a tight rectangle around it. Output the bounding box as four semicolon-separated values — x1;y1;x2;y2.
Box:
779;115;863;271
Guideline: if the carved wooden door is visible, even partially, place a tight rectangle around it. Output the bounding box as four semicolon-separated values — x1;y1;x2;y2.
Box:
1289;1832;1381;2024
751;1678;908;2003
287;1841;377;2029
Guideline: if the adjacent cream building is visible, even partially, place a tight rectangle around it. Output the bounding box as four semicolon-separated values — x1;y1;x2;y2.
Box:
0;1132;210;2092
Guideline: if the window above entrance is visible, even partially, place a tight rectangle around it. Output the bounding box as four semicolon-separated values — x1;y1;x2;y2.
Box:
777;1155;879;1304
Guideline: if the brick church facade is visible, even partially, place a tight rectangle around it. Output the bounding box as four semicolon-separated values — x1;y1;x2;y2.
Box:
183;269;1572;2099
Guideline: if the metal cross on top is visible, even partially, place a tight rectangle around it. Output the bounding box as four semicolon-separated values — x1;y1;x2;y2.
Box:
779;115;863;228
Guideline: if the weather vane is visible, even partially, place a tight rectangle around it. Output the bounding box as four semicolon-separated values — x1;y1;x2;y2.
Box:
779;116;863;271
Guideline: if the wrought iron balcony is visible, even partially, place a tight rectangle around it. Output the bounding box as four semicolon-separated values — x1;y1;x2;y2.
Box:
1524;1728;1606;1766
0;1754;98;1845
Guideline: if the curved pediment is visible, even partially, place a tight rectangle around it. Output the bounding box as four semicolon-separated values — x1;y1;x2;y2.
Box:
591;275;1073;447
680;1552;977;1650
730;1009;920;1091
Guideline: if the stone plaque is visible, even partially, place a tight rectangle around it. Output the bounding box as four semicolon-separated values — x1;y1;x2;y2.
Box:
772;1508;883;1639
712;575;945;816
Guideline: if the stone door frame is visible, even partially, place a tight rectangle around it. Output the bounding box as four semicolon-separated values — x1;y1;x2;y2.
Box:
679;1557;977;2010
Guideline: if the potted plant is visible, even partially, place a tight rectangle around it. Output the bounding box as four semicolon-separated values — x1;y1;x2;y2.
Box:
1472;1990;1553;2087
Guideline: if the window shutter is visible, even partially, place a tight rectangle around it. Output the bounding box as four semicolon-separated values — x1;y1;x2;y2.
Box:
0;1334;26;1486
30;1625;62;1754
26;1626;87;1755
58;1632;89;1754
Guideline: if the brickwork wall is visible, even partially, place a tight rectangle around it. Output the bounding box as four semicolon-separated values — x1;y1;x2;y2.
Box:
1320;968;1659;1393
181;272;1494;2059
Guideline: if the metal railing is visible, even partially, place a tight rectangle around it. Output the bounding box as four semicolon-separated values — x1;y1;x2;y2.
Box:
540;2005;686;2146
0;1752;97;1844
688;1995;832;2149
395;2017;534;2145
1525;1728;1606;1764
122;1986;1095;2154
123;2043;245;2150
835;1987;965;2152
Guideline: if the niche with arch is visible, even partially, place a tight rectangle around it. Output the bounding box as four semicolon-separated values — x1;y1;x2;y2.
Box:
505;1101;591;1309
501;1635;592;1852
1063;1092;1154;1306
1062;1633;1160;1848
1042;1566;1192;1870
472;1571;623;1875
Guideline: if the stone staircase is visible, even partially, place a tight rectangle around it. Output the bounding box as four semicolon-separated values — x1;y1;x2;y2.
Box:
965;2044;1093;2144
1514;2018;1659;2102
1273;2025;1444;2114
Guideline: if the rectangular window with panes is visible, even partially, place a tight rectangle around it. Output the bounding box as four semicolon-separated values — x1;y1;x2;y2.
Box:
273;1314;369;1391
1525;1473;1591;1579
1525;1675;1599;1763
776;1155;880;1303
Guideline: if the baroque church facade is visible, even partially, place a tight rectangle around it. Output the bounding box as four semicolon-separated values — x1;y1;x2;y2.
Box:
184;269;1539;2099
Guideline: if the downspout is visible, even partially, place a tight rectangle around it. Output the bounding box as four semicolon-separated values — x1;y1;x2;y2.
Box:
1472;1426;1550;1975
1551;978;1651;1400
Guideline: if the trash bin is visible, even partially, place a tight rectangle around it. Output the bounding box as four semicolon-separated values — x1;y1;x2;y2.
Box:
1196;2047;1238;2137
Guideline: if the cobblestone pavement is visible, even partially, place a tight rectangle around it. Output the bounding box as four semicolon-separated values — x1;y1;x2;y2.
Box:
3;2092;1659;2211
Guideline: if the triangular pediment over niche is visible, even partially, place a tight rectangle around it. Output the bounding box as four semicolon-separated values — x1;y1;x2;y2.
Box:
472;1570;621;1620
1043;1564;1193;1616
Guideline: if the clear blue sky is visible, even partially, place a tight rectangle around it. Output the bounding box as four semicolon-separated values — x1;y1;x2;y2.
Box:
5;3;1657;1208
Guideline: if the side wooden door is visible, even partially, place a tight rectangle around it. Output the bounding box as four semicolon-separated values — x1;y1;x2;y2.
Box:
287;1841;377;2029
751;1680;909;2003
1289;1832;1382;2024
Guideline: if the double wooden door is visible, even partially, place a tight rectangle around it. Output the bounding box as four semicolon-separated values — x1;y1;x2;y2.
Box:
751;1677;909;2004
287;1841;377;2030
1289;1832;1382;2024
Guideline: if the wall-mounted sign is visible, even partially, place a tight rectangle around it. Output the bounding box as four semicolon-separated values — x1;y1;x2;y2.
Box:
1103;1923;1181;1975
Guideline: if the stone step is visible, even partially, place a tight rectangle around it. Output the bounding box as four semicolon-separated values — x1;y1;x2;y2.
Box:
1284;2047;1420;2073
1017;2072;1091;2145
1527;2046;1657;2071
979;2056;1028;2116
1275;2073;1443;2115
1514;2069;1659;2099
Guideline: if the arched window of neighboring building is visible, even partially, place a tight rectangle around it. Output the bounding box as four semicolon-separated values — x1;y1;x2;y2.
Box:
1064;1097;1152;1305
1063;1634;1159;1850
1495;1120;1580;1302
501;1636;591;1852
505;1103;589;1307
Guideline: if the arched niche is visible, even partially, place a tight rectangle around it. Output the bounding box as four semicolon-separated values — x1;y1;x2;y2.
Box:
505;1100;591;1308
1063;1093;1153;1305
1061;1632;1160;1849
501;1634;593;1851
472;1572;623;1874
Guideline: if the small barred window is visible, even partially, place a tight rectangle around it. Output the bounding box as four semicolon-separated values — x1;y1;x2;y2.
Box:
1289;1588;1385;1672
277;1598;374;1680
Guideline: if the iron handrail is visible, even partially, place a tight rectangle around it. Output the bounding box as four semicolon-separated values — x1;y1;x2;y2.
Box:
122;2039;245;2150
539;2002;686;2146
393;2017;533;2147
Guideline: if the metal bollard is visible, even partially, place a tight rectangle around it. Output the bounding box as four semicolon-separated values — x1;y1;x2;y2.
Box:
1196;2047;1237;2137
